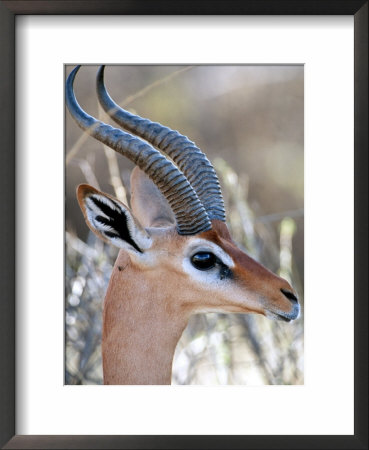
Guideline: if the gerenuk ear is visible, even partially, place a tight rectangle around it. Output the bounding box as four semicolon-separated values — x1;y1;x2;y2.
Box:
77;184;152;253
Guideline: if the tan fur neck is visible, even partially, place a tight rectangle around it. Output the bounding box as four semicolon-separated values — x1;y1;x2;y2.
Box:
102;251;189;385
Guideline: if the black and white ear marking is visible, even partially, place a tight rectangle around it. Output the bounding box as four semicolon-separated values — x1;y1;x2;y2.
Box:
77;184;152;252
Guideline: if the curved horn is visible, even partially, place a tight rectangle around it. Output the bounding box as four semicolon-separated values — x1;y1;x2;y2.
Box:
96;65;226;222
66;66;211;235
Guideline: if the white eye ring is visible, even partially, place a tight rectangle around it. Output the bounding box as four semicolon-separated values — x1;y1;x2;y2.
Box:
186;239;235;269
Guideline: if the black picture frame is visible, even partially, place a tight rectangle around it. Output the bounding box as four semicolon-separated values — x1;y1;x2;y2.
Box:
0;1;367;449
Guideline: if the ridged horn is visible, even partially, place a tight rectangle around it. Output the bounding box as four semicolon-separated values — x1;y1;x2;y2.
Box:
96;65;226;222
66;66;211;235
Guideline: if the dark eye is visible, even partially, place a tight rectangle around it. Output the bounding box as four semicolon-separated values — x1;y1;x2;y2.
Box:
191;252;217;270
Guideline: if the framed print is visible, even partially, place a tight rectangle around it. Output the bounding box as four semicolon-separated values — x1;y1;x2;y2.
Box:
0;1;367;449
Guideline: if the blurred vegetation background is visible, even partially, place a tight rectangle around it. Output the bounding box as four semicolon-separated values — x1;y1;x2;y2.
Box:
65;65;304;385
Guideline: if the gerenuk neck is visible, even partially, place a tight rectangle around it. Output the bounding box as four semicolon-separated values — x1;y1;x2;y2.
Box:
101;252;189;385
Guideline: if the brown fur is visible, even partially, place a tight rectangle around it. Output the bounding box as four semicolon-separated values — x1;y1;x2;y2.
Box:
78;169;298;384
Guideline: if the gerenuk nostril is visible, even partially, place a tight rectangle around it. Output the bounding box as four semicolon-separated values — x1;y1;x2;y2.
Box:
281;288;298;303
